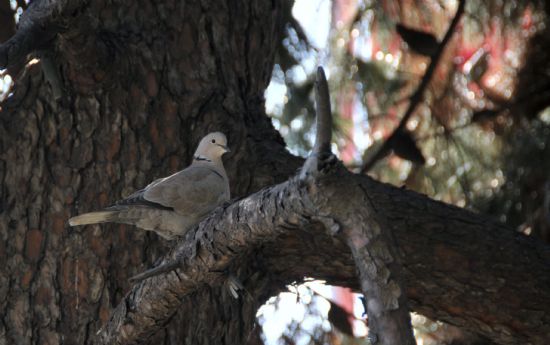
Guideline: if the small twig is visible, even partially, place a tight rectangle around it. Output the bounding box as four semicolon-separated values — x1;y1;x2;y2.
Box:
361;0;466;173
128;260;182;284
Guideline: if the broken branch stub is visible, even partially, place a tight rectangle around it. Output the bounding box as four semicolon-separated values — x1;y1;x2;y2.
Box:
301;66;336;179
300;66;416;345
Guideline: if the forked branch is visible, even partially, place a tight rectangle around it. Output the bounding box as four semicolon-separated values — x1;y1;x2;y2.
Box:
95;65;550;345
99;66;416;345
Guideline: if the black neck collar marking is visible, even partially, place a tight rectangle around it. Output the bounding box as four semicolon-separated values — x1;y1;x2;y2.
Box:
194;155;212;162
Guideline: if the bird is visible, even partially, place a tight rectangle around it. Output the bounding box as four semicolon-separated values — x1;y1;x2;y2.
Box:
68;132;231;240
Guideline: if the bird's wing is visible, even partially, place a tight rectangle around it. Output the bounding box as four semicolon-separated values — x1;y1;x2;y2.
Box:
110;177;174;210
111;166;227;216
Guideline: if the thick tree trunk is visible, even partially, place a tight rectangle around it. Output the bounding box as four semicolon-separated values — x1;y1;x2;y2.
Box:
1;1;549;345
0;1;295;344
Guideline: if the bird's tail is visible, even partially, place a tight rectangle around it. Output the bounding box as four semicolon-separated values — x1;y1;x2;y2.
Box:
68;211;119;226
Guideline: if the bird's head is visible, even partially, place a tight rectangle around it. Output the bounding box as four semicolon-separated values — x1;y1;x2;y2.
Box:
194;132;230;162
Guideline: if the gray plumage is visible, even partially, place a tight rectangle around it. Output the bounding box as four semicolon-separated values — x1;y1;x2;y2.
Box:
69;132;231;240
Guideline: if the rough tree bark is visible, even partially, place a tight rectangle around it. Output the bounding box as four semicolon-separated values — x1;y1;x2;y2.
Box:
95;158;550;345
0;1;549;345
1;1;299;344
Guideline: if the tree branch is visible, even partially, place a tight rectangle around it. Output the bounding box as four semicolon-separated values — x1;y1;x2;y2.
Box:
95;169;550;345
361;0;466;173
96;66;550;345
123;67;412;345
95;179;313;345
306;66;415;345
340;196;415;345
0;0;72;69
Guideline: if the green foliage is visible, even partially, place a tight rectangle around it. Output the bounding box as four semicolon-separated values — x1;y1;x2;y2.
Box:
263;0;550;342
475;118;550;240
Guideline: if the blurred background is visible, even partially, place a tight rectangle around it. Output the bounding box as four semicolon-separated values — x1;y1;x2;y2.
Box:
2;0;549;344
259;0;550;344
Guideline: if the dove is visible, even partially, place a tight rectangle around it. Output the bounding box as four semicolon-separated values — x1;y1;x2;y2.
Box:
69;132;231;240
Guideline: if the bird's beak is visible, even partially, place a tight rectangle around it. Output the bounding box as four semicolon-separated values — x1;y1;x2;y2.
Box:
217;144;231;153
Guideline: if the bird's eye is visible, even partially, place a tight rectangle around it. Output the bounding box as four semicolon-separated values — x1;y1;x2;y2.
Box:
211;139;216;143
